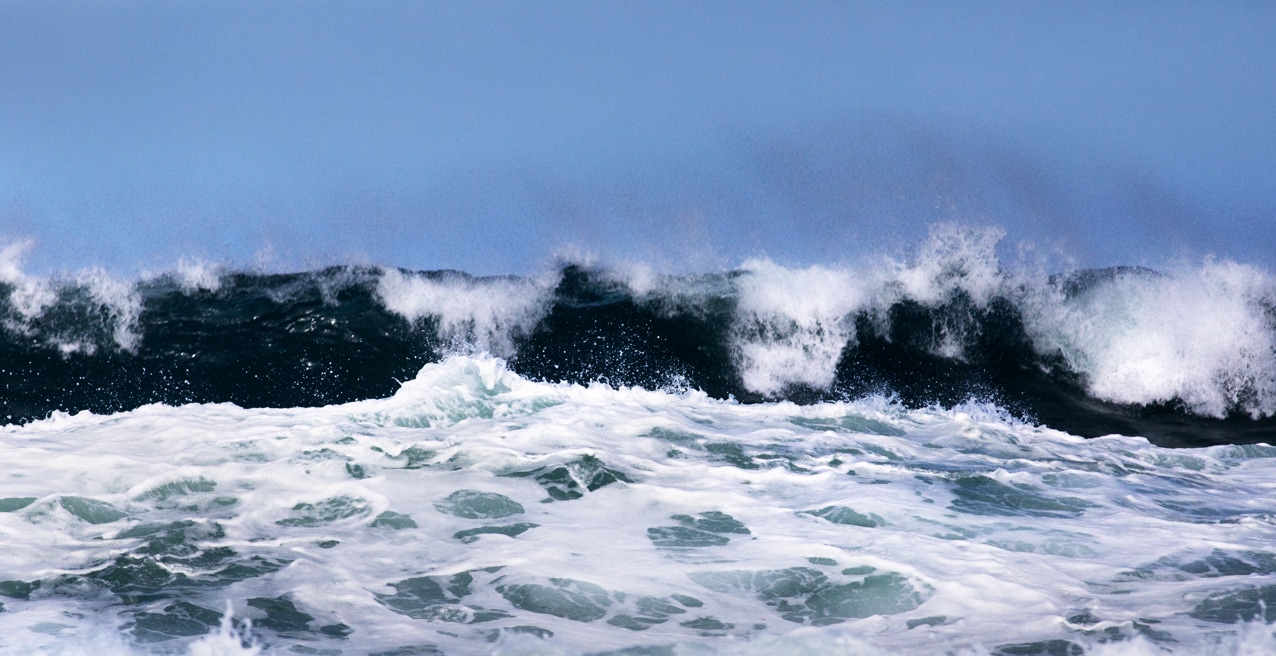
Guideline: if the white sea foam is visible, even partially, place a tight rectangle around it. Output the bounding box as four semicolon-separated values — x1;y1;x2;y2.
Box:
376;267;555;356
14;607;260;656
183;606;261;656
3;356;1276;654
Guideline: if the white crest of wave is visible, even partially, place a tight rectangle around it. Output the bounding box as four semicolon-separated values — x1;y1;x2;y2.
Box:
721;223;1276;419
171;258;226;293
0;239;142;353
74;267;143;353
0;239;58;321
376;268;553;356
1024;259;1276;418
141;258;226;294
886;223;1006;307
728;225;1007;395
732;258;868;395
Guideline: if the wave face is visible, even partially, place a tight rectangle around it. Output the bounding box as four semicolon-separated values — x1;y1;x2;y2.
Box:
4;226;1276;448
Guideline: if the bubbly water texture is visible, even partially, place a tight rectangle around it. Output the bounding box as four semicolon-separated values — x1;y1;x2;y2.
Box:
4;356;1276;655
4;226;1276;653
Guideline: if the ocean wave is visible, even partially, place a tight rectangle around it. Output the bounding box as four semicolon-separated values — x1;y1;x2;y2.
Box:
2;226;1274;447
5;355;1276;654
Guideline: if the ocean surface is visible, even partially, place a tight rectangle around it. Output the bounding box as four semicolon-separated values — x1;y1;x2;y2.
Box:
3;226;1276;655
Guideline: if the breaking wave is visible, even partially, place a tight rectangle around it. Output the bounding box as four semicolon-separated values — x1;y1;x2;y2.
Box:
3;225;1275;447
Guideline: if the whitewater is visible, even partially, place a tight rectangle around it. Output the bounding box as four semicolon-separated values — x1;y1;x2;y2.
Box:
3;225;1276;655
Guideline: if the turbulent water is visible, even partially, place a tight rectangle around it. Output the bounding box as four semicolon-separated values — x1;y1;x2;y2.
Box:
3;226;1276;654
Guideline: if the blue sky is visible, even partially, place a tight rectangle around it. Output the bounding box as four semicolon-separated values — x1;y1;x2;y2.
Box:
2;1;1274;274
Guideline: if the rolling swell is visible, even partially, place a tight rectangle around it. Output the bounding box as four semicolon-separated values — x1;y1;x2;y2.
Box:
0;268;435;422
1;264;1274;448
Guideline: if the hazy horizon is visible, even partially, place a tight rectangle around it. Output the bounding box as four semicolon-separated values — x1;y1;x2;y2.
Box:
3;1;1274;275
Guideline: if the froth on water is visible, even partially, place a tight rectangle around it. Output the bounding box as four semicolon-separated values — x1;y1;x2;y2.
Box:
3;356;1276;654
2;224;1275;444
